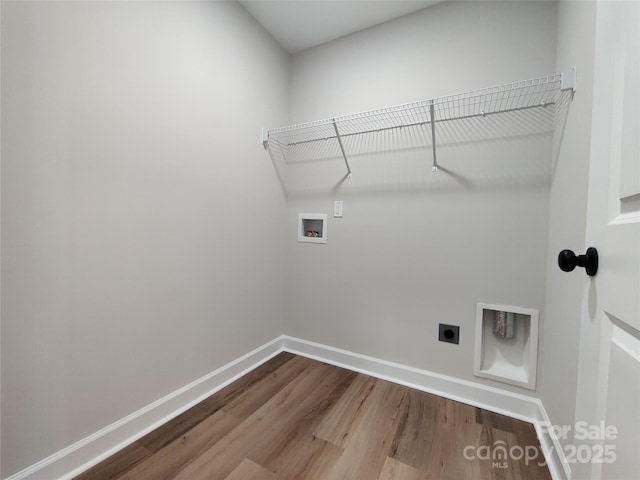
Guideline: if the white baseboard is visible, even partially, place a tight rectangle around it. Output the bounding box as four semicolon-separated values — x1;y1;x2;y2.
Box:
281;335;570;480
5;337;284;480
6;335;569;480
533;405;573;480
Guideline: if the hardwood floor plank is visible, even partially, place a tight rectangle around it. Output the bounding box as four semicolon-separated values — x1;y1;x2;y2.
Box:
171;361;339;480
443;396;478;427
273;435;344;480
312;374;377;448
422;401;486;480
476;408;530;434
478;424;552;480
223;458;276;480
74;442;152;480
321;379;409;479
478;425;524;480
377;457;431;480
425;422;486;479
477;408;551;479
221;355;316;421
137;352;296;452
389;388;447;472
246;367;355;478
118;410;239;480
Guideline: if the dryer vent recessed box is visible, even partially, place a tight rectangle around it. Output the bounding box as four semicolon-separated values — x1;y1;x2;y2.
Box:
298;214;327;244
474;302;539;390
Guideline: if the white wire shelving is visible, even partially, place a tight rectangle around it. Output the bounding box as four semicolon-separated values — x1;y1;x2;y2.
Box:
262;68;576;176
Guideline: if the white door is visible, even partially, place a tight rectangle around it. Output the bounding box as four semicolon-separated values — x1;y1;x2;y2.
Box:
573;1;640;479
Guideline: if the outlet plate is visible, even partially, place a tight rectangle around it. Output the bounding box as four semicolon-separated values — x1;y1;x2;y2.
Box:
334;201;343;218
438;323;460;345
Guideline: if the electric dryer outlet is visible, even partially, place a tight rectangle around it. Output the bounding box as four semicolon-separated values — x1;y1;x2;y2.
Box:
438;324;460;344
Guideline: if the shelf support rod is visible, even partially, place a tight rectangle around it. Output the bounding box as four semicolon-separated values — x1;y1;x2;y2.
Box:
332;120;352;178
429;101;438;172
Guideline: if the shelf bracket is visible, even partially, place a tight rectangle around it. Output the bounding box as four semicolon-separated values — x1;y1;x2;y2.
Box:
332;121;352;178
561;66;576;92
429;101;438;172
261;128;269;150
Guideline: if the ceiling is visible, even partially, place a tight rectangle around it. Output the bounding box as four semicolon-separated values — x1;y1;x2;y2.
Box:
239;1;443;54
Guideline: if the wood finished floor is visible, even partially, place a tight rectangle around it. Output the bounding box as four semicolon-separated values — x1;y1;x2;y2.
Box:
75;353;551;480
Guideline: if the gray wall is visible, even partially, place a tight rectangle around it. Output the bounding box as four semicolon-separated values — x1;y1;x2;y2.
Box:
0;1;599;477
283;1;557;389
0;1;288;476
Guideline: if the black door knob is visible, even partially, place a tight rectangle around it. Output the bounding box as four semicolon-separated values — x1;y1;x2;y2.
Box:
558;247;598;276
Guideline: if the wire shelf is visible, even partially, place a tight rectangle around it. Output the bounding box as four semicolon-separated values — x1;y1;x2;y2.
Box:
263;70;575;175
